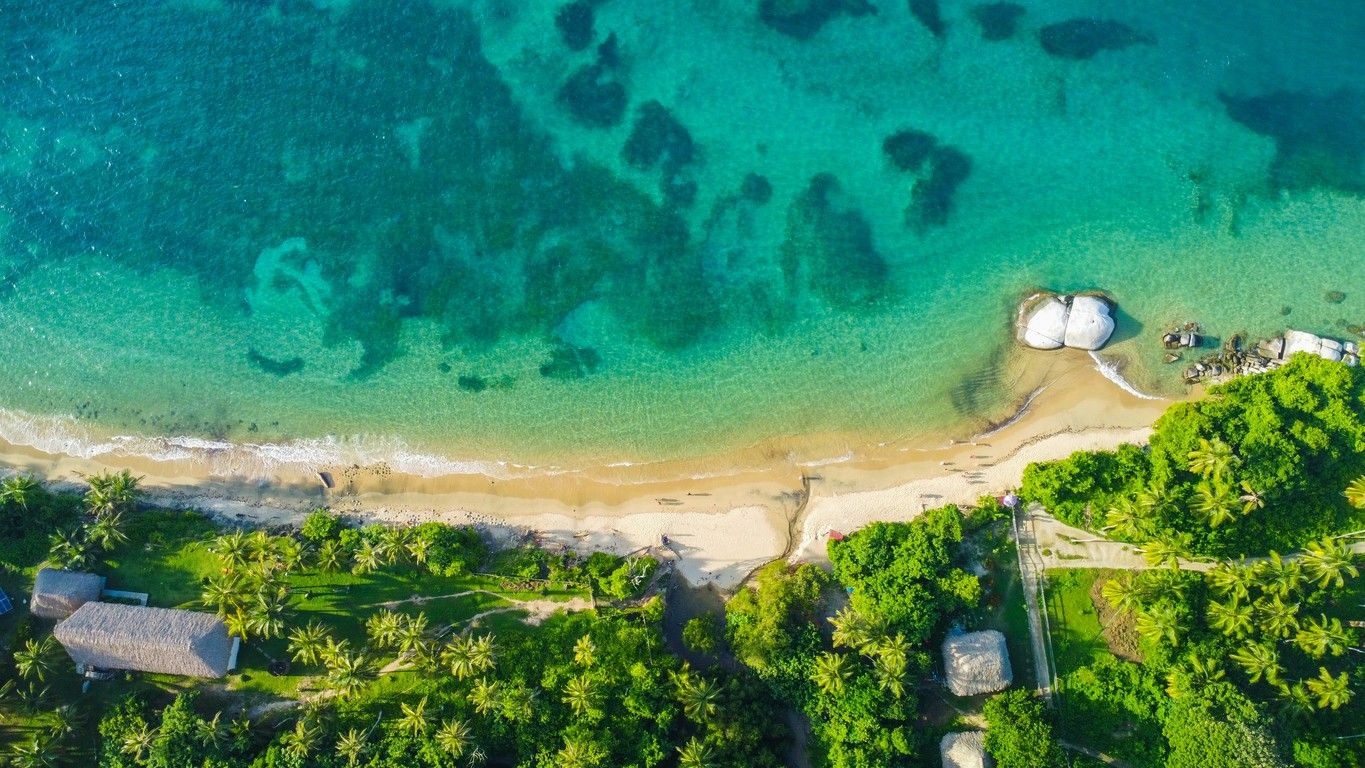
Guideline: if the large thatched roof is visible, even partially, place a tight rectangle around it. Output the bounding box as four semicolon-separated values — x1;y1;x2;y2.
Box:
942;629;1012;696
940;731;989;768
30;568;106;620
54;603;236;677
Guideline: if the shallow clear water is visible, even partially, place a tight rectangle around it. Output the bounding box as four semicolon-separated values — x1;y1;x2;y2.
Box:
1;0;1363;471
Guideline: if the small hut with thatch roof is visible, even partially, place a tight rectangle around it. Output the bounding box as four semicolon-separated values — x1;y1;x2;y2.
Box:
53;602;239;678
30;568;106;620
940;731;990;768
942;629;1013;696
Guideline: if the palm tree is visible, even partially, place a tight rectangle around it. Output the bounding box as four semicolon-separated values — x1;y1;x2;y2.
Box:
211;530;251;569
556;737;607;768
249;586;291;640
195;712;225;750
86;512;128;552
469;677;502;716
1301;537;1359;589
288;621;332;666
85;470;141;517
677;737;717;768
1237;481;1265;515
282;718;321;761
398;613;429;657
1207;598;1254;638
46;528;89;570
1135;604;1181;645
1305;667;1353;710
436;718;472;760
14;637;59;683
1250;597;1294;641
316;539;346;573
573;635;597;668
228;716;254;752
1277;682;1316;720
407;536;432;568
326;651;374;698
468;633;497;674
673;669;722;723
873;651;907;699
10;734;62;768
1193;481;1239;527
1230;642;1283;686
398;697;430;737
366;610;405;650
1344;476;1365;509
1255;551;1303;598
562;674;600;718
1164;656;1224;698
0;474;41;510
444;638;478;680
1295;615;1352;659
1103;497;1151;541
352;540;383;574
1099;576;1144;614
201;573;247;617
1187;437;1238;479
1257;596;1300;639
1140;539;1186;569
829;606;877;652
121;723;157;762
1207;561;1254;600
335;728;367;767
811;652;854;696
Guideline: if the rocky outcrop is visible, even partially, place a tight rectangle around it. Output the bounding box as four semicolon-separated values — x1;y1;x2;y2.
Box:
1182;329;1359;384
1017;292;1116;351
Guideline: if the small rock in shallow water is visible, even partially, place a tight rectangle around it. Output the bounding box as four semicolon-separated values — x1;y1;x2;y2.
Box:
907;0;946;38
1039;18;1153;60
1326;290;1346;304
970;2;1025;41
555;1;594;51
883;128;937;172
741;173;773;204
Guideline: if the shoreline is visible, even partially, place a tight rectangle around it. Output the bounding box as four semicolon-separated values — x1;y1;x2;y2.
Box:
0;349;1177;588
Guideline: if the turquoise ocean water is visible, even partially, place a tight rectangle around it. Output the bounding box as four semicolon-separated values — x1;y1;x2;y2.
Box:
1;0;1363;473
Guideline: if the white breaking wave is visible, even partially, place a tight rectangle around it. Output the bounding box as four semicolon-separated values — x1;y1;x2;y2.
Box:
0;407;535;480
1088;352;1163;401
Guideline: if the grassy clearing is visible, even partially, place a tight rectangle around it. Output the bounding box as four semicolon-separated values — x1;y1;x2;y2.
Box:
1041;568;1114;677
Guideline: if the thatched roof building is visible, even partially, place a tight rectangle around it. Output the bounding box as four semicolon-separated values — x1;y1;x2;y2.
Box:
940;731;990;768
942;629;1013;696
54;603;238;678
30;568;106;620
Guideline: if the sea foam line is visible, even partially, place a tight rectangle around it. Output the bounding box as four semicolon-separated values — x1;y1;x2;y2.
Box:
0;407;534;480
1088;352;1163;401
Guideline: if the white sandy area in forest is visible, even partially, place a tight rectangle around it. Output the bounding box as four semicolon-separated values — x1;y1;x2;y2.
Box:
0;350;1173;589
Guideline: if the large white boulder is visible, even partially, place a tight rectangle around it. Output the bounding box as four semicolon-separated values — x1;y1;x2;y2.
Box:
1284;330;1345;362
1018;296;1069;349
1018;293;1115;351
1063;295;1117;350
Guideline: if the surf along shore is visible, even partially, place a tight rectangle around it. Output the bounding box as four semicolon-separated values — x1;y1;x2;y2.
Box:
0;348;1175;588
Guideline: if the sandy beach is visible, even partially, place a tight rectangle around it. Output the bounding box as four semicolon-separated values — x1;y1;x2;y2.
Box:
0;348;1175;588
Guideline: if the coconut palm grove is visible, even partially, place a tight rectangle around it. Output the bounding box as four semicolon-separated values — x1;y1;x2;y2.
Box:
0;356;1359;766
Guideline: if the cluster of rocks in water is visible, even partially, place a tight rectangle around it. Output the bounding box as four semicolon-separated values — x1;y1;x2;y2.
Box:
1016;292;1116;351
1179;329;1361;384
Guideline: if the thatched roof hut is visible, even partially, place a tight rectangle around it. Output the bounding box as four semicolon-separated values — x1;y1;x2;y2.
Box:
940;731;990;768
30;568;106;620
53;603;238;678
942;629;1013;696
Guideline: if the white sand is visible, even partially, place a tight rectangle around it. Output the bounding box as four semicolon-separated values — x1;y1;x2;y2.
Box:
0;350;1173;589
